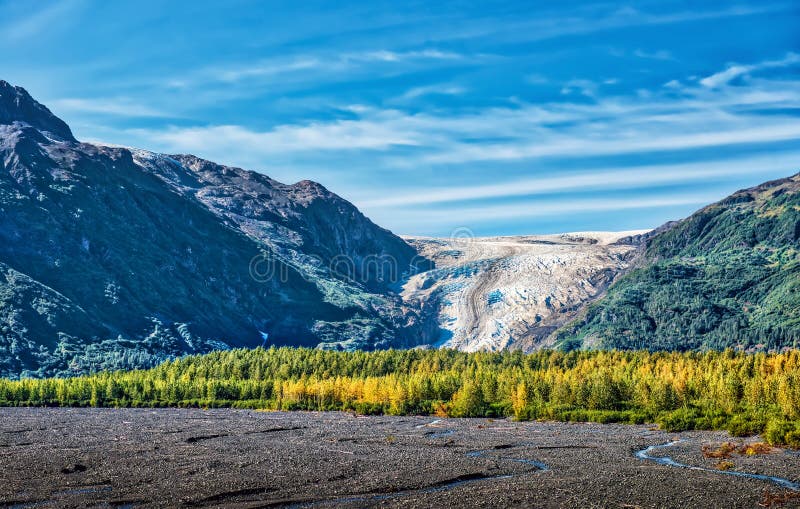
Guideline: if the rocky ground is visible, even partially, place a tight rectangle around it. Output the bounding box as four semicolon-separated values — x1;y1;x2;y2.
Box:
403;231;649;351
1;409;798;508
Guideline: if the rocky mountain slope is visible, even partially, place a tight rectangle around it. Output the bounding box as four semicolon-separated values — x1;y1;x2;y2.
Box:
556;173;800;351
402;231;648;351
0;81;428;378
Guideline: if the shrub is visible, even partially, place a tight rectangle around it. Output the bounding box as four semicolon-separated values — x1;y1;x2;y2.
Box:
764;419;800;448
657;408;701;432
726;414;766;437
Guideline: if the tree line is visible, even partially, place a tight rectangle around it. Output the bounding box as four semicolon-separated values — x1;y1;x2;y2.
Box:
1;347;799;446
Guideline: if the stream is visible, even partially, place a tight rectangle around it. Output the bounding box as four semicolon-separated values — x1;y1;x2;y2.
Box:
635;440;800;491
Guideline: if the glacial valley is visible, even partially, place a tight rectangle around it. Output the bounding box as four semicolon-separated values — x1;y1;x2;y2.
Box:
403;231;649;351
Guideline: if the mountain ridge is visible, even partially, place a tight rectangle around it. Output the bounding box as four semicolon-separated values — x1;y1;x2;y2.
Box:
0;82;430;378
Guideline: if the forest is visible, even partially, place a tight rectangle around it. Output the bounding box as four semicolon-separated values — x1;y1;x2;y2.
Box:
557;176;800;352
1;347;799;447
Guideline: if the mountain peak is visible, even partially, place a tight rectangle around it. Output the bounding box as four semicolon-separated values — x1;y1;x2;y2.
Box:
0;80;75;142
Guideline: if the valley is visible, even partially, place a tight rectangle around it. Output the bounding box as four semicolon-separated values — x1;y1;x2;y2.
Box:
2;80;800;380
403;231;649;351
2;3;799;509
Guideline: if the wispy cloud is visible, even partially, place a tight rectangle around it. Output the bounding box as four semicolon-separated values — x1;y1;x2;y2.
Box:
700;52;800;88
50;97;171;118
525;74;549;85
438;3;789;46
633;49;674;61
357;152;800;208
133;120;419;153
401;84;466;100
126;60;800;172
1;0;84;41
419;122;800;165
215;58;325;83
386;195;718;227
176;48;469;88
560;79;604;97
346;49;463;62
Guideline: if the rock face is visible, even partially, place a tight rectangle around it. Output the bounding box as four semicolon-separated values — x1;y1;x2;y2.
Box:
0;81;75;142
402;232;648;351
132;153;421;294
0;81;428;378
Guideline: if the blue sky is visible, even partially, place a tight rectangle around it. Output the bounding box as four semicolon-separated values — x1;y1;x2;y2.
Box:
2;0;799;236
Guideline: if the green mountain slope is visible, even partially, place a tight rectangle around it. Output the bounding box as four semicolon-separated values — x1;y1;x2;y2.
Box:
557;173;800;351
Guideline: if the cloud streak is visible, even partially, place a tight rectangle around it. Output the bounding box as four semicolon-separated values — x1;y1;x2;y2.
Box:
50;97;171;118
357;152;800;208
128;63;800;170
172;48;470;89
384;195;718;228
1;0;84;41
401;84;467;100
439;3;789;46
700;52;800;88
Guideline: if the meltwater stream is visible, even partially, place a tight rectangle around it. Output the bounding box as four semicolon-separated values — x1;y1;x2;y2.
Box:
635;440;800;491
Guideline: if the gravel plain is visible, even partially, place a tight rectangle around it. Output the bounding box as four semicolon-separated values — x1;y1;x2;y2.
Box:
1;408;799;508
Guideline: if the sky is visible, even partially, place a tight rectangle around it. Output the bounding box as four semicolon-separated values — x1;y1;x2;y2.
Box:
1;0;799;236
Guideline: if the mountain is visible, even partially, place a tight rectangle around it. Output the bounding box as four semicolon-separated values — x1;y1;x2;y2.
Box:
2;80;798;378
0;80;430;378
556;174;800;351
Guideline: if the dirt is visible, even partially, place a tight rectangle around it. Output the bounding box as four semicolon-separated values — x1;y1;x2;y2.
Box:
0;408;798;508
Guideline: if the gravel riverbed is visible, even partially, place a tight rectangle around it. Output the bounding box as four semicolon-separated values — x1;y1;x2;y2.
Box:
1;408;798;508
